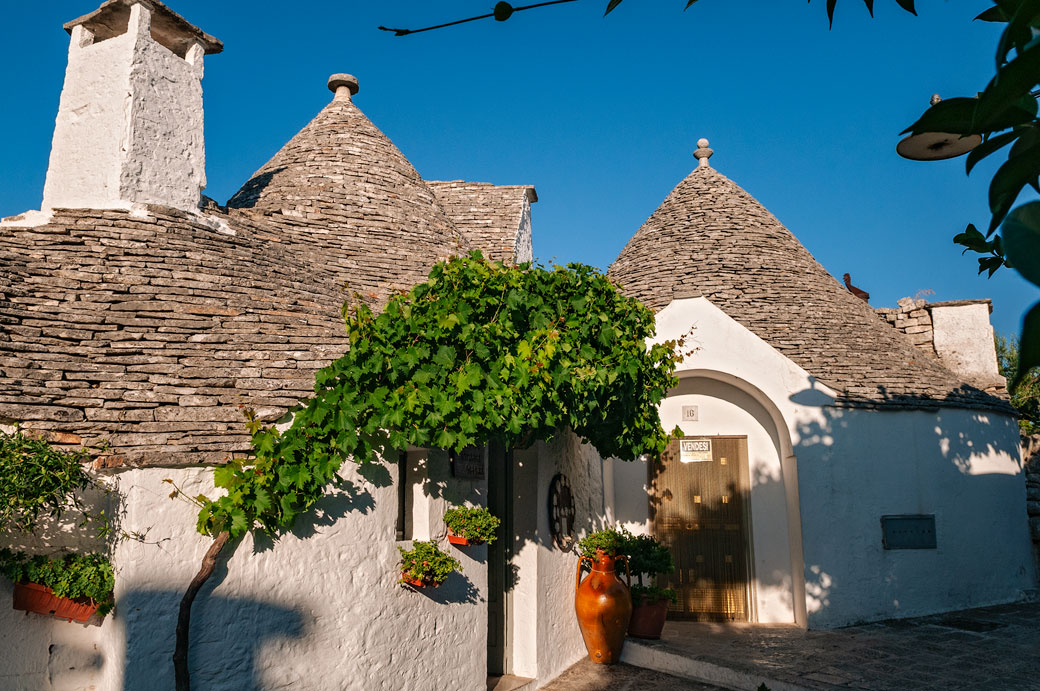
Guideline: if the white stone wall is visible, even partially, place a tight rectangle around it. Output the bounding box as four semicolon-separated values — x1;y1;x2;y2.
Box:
930;302;1002;389
2;451;491;690
42;4;206;213
795;406;1035;628
42;26;135;210
513;197;534;265
509;435;608;685
611;297;1034;629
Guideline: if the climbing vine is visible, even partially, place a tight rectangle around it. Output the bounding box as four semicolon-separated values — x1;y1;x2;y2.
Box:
173;253;682;689
192;253;681;540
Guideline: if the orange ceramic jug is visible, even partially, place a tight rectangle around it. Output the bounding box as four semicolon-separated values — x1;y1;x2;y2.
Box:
574;549;632;664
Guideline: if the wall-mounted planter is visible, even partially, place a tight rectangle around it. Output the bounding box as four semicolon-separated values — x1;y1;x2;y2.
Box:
447;532;483;547
13;582;98;623
400;572;444;589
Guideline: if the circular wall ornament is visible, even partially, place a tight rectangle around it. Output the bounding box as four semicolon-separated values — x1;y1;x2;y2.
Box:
548;473;576;551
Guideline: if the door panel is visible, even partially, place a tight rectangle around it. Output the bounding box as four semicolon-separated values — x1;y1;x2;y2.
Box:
650;436;752;622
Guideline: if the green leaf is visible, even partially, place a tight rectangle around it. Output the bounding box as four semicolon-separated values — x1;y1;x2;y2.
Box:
894;0;916;15
229;508;249;537
1002;202;1040;286
965;130;1021;175
1011;301;1040;392
954;223;991;253
213;463;238;488
975;5;1008;22
987;143;1040;233
975;42;1040;128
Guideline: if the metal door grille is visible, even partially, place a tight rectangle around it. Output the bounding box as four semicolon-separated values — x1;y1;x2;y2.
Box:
650;436;752;622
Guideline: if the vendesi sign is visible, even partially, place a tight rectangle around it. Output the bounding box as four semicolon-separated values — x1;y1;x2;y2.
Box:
679;438;712;463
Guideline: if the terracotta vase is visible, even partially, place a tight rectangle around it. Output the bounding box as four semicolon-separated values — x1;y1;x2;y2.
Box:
12;582;98;623
628;595;670;639
574;550;632;664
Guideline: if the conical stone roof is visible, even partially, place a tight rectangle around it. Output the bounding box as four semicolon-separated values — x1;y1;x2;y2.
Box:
609;163;1008;411
227;76;460;305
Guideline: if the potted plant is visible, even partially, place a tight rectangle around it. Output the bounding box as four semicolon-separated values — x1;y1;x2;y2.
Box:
0;429;115;623
625;533;676;639
1;549;114;622
443;506;500;546
397;540;461;588
574;528;633;664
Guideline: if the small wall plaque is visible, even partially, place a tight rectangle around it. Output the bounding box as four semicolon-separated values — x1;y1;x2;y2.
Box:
881;514;937;550
682;405;699;422
679;438;712;463
450;446;486;480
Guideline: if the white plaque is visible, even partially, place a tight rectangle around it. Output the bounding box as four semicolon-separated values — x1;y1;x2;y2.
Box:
679;438;712;463
682;405;699;422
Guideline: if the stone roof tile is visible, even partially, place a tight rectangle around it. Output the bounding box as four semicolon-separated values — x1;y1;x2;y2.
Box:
608;166;1011;413
426;181;536;265
227;89;460;307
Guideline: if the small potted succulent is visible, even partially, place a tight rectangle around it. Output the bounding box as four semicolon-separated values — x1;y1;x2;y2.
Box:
625;533;676;640
397;540;461;588
1;549;115;622
443;506;500;546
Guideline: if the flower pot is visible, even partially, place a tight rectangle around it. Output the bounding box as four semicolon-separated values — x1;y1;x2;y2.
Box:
12;582;98;623
574;550;632;664
447;531;483;547
400;572;445;589
627;596;670;639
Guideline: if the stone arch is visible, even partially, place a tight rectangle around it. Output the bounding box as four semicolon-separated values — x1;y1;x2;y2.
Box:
657;368;806;625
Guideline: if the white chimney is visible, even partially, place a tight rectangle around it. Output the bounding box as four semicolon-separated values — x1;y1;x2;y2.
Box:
41;0;222;212
928;300;1004;389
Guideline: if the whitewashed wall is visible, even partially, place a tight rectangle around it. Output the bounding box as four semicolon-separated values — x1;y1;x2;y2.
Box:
795;406;1035;628
2;450;491;690
43;3;206;213
510;435;608;685
612;297;1034;629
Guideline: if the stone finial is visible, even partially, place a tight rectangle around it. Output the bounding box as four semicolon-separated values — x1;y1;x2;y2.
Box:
930;93;942;106
693;138;713;168
328;73;359;100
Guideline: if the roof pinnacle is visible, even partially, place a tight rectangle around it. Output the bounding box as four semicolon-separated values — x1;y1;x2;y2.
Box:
328;73;359;101
693;138;713;168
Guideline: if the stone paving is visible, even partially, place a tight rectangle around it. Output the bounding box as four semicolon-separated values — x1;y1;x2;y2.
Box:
542;660;726;691
625;600;1040;690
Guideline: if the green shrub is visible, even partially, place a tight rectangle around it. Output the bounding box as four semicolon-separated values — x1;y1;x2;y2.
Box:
443;506;500;544
0;429;102;535
397;540;461;586
630;584;678;604
577;526;634;558
0;549;115;616
627;533;674;582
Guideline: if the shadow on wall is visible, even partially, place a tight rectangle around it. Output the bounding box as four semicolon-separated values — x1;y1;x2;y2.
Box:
790;383;1033;626
122;591;305;690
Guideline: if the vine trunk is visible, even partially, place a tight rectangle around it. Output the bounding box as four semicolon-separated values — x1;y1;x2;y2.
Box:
174;531;230;691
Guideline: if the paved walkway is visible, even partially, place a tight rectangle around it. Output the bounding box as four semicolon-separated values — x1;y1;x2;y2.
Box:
621;600;1040;690
542;660;726;691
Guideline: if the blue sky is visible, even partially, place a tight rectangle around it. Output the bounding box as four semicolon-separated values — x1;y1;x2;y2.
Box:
2;0;1036;336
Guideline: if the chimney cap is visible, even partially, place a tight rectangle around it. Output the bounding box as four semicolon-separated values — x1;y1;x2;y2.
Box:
64;0;223;56
328;74;360;97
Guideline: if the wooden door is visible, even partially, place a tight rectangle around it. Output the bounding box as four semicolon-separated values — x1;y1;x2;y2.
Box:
650;436;753;622
487;442;512;675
